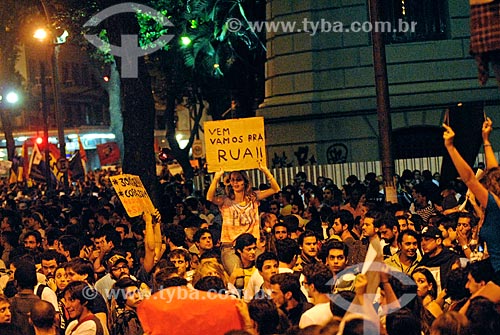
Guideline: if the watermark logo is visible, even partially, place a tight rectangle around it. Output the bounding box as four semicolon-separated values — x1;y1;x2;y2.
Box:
226;17;417;36
83;2;174;78
327;261;417;315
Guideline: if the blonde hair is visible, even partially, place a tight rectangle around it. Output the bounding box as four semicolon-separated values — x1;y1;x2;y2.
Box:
224;171;256;201
192;260;230;287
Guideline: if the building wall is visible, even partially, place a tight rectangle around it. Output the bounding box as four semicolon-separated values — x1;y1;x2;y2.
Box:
258;0;500;168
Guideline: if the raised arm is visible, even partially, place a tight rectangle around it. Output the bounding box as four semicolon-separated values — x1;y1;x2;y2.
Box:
257;162;281;200
143;211;156;273
482;117;498;169
443;124;488;206
206;168;224;205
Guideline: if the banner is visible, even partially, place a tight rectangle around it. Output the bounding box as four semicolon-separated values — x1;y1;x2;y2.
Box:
97;142;120;166
69;151;85;181
109;174;155;217
203;117;266;172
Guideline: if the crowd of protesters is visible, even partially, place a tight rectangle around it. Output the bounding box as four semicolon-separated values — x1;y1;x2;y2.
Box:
0;122;499;335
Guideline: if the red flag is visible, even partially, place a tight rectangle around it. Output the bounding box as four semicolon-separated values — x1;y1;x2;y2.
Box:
78;135;87;162
137;287;243;335
97;142;120;165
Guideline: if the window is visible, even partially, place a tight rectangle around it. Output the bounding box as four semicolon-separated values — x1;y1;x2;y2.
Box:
381;0;448;43
392;126;444;159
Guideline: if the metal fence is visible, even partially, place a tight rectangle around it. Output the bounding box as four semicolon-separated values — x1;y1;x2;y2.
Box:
194;153;492;191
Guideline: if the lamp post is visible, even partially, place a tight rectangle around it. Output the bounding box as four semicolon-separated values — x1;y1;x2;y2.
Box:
34;23;69;193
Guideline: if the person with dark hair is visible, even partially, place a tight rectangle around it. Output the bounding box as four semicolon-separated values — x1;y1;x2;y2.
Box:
23;231;42;252
379;212;400;259
270;273;312;326
245;238;298;302
412;267;443;320
169;249;192;281
63;281;104;335
465;296;500;335
229;233;257;291
272;221;289;241
437;215;458;251
385;308;421;335
455;211;478;259
93;229;121;277
206;164;280;276
9;260;41;335
65;258;109;335
278;191;292;217
410;183;437;224
0;231;19;264
329;291;356;321
244;252;278;301
445;118;500;307
40;250;65;281
111;277;143;335
291;200;305;219
268;200;281;218
385;230;421;275
299;263;334;328
465;259;495;295
282;215;300;240
44;228;62;251
57;235;81;262
114;224;129;242
337;315;379;335
419;225;460;292
297;230;319;266
191;228;213;256
30;300;57;335
164;223;187;250
443;268;469;312
194;276;226;293
322;240;348;278
247;298;286;335
95;251;134;300
0;293;21;335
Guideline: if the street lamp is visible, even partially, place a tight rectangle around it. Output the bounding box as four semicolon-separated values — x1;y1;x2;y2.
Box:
0;89;21;161
33;25;69;193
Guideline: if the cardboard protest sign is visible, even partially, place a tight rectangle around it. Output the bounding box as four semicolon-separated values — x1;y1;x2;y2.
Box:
204;117;266;172
109;174;155;217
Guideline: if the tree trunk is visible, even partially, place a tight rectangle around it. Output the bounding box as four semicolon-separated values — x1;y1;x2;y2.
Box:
121;57;159;206
165;91;194;179
107;60;124;162
105;1;159;207
0;110;15;161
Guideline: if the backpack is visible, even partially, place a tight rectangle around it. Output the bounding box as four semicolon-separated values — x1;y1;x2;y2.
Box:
35;283;47;298
9;292;40;335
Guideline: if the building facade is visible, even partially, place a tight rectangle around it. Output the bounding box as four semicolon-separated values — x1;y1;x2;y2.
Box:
258;0;500;169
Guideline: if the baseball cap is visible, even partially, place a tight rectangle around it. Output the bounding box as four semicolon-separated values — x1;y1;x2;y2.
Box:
421;226;442;239
107;254;127;269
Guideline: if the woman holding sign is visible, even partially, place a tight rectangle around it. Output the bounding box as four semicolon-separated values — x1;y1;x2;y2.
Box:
206;162;280;275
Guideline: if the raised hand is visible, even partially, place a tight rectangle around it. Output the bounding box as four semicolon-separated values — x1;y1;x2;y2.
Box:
442;123;455;148
214;167;224;179
482;117;493;141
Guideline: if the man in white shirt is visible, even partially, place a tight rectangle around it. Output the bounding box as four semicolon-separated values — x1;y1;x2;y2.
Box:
299;263;334;328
